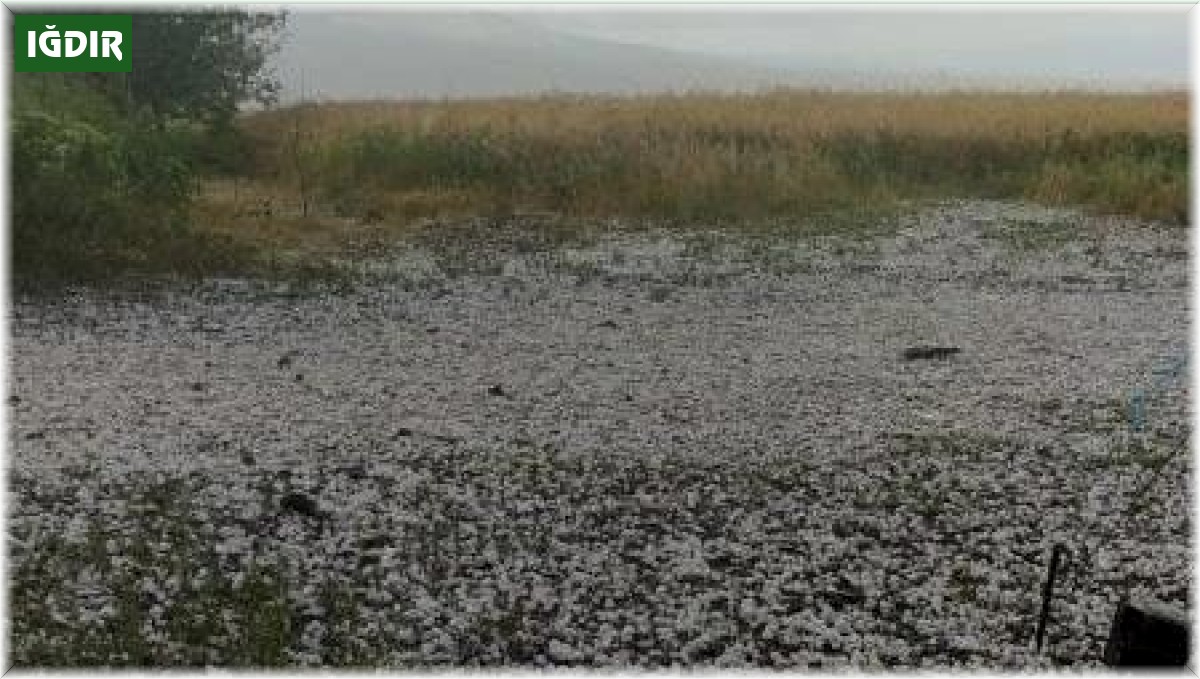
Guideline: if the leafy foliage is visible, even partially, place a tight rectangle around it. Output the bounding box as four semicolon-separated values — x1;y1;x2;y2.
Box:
11;10;287;282
128;10;287;125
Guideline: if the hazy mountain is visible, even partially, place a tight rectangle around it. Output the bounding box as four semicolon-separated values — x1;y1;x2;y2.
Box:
272;10;1185;102
530;10;1188;92
274;11;799;101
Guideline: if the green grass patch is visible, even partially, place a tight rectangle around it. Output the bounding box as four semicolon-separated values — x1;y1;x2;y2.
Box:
981;218;1080;252
8;473;295;667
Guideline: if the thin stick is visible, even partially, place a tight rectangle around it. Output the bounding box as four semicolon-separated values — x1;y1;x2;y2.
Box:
1035;544;1069;653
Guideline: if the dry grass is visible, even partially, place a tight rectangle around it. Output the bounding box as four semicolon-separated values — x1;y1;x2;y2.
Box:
191;178;425;266
194;90;1188;265
243;90;1187;146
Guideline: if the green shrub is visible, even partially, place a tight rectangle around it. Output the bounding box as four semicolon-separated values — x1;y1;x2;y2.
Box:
11;77;205;281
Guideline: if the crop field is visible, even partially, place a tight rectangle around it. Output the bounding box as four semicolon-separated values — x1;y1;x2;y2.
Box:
9;196;1189;668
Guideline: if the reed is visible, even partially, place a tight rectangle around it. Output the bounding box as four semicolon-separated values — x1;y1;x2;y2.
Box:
235;89;1188;227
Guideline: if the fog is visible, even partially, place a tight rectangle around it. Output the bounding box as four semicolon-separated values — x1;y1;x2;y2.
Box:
274;7;1188;100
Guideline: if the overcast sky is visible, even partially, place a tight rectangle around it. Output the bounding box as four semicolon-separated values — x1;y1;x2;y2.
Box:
277;6;1189;98
520;7;1188;85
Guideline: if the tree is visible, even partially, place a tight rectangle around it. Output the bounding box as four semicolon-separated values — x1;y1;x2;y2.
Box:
19;9;287;126
10;8;289;279
126;9;287;125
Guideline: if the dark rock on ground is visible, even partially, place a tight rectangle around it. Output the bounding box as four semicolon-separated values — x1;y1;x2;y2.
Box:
280;492;322;518
1104;598;1190;667
902;346;962;361
360;535;391;550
